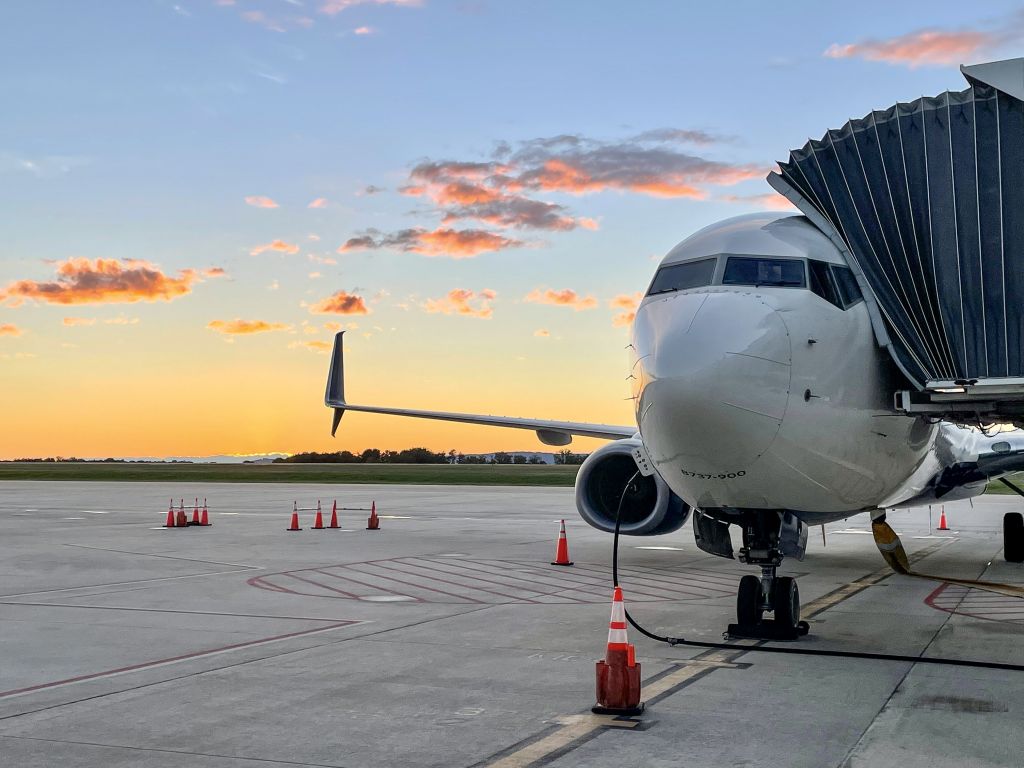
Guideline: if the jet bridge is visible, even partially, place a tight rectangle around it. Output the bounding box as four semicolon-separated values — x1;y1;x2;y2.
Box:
769;58;1024;427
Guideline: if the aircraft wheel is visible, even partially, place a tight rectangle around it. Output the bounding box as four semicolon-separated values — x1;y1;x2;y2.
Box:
772;576;800;629
736;575;763;627
1004;512;1024;563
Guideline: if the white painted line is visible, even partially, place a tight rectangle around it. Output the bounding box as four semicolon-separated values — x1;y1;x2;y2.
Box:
436;553;468;557
913;534;958;539
380;515;413;519
83;511;108;515
360;595;416;602
24;509;37;512
62;517;85;520
635;545;687;551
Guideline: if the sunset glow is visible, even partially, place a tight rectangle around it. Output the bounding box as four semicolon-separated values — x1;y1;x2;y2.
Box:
2;1;1011;459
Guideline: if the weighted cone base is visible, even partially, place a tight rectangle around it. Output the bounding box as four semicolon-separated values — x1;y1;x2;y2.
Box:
551;560;574;566
591;703;645;717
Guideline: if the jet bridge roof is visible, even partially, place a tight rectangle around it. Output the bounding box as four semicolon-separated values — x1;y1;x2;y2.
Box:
769;58;1024;426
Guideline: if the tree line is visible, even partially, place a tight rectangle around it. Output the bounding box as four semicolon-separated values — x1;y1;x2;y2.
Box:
273;448;588;465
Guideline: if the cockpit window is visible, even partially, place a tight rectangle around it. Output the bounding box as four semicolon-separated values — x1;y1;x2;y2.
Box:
808;259;843;308
832;265;863;307
647;257;717;296
722;257;805;288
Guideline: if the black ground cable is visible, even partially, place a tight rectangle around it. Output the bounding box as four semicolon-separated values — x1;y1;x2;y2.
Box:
610;471;1024;672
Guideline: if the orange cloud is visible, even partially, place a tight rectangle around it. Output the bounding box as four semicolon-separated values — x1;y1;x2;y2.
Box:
524;287;598;311
307;198;328;208
1;258;217;306
824;30;992;68
250;240;300;256
354;26;373;35
339;227;523;258
0;323;22;336
291;340;332;353
609;292;642;327
245;195;279;208
203;267;227;278
63;317;96;327
720;192;794;211
534;328;550;337
309;290;370;315
207;319;291;335
423;289;496;319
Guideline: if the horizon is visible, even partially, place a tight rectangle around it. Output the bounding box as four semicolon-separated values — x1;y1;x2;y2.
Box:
3;1;1017;459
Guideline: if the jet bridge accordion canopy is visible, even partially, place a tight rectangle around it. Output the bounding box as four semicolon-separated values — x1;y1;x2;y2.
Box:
769;59;1024;426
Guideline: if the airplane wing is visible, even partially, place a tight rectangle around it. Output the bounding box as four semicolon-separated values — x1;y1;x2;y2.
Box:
324;332;636;446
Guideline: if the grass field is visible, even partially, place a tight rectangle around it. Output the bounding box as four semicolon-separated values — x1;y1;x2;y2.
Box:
2;461;1020;492
0;462;581;486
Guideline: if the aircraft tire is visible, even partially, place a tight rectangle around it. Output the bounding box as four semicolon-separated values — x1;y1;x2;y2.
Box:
1004;512;1024;563
772;577;800;629
736;575;763;626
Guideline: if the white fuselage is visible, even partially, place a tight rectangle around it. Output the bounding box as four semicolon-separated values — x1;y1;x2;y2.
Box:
630;213;981;524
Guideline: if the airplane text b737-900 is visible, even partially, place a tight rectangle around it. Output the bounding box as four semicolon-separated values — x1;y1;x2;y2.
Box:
326;59;1024;634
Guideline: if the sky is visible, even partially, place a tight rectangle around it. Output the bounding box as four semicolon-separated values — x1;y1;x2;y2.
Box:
2;0;1023;459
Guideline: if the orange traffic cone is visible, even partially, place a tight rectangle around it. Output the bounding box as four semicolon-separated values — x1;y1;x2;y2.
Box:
328;500;340;529
176;499;188;527
366;501;380;530
593;586;643;716
164;499;176;528
287;501;302;532
191;498;200;525
199;498;210;526
551;519;573;566
312;500;324;530
938;506;950;531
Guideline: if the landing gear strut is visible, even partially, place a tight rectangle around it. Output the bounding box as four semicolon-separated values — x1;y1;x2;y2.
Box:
728;511;809;640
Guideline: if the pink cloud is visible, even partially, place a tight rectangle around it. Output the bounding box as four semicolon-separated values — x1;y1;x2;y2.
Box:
824;29;995;68
720;192;794;211
0;323;22;336
319;0;420;16
1;258;218;306
423;289;496;319
339;227;524;258
250;240;300;256
609;292;642;328
307;197;328;208
245;195;279;208
207;319;292;335
309;290;371;315
524;287;598;311
354;26;374;35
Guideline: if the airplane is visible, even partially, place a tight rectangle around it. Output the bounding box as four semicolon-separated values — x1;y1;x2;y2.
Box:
324;58;1024;637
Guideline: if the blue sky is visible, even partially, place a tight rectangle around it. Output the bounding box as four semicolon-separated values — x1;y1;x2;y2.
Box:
2;0;1022;457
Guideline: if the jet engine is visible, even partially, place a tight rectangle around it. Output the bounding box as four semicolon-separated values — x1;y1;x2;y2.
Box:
574;439;692;535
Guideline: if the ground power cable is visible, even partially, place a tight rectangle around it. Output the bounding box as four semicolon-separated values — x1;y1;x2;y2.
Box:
610;470;1024;672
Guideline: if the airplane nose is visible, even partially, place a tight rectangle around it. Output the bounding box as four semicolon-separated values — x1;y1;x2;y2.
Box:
634;291;792;473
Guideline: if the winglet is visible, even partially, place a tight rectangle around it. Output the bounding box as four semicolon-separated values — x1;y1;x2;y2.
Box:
325;331;346;436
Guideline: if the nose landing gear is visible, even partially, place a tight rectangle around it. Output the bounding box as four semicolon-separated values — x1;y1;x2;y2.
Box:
728;511;810;640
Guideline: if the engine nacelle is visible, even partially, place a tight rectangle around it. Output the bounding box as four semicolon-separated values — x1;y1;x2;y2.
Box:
574;438;692;535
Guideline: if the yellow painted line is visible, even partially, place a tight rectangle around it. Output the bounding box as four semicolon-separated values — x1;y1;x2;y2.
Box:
484;718;605;768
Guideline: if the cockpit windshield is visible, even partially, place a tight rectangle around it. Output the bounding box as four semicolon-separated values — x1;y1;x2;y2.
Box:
722;257;805;287
647;257;717;296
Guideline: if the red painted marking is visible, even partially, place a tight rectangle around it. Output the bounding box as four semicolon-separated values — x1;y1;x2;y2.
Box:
0;620;358;699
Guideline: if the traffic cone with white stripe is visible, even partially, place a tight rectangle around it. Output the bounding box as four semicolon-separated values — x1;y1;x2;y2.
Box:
328;500;340;529
191;498;200;525
366;501;380;530
176;499;188;527
164;499;176;528
199;498;210;526
312;500;324;530
287;501;302;532
937;506;950;531
551;519;573;566
593;586;643;716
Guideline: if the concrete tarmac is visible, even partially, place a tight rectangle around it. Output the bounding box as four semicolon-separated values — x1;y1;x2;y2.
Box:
2;481;1024;767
